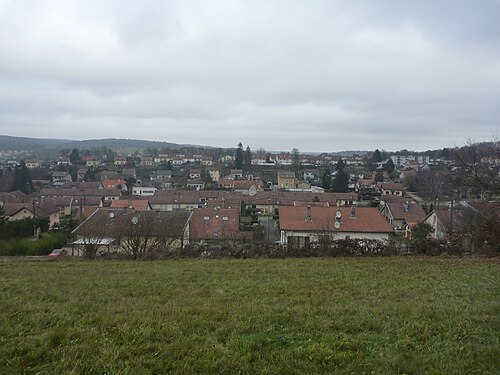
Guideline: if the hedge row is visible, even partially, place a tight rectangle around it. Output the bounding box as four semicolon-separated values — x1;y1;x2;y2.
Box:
0;234;65;256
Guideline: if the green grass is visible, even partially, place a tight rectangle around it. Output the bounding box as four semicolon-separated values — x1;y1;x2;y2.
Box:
0;257;498;374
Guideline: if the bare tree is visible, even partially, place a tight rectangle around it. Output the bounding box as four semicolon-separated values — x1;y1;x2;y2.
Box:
454;139;500;196
72;211;110;259
117;213;180;259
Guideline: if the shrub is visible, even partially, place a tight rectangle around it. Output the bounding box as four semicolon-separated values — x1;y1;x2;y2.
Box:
0;234;65;256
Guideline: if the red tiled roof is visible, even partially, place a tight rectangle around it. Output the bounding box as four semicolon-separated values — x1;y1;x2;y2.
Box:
110;199;150;210
279;206;393;233
101;179;125;189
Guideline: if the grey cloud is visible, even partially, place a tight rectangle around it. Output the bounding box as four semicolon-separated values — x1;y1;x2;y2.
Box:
0;0;498;151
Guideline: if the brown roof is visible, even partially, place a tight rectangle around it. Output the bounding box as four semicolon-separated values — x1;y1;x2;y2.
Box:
381;182;405;191
40;188;121;198
3;203;33;217
385;201;426;225
190;208;246;240
279;206;393;233
148;189;359;207
101;179;125;189
73;209;192;238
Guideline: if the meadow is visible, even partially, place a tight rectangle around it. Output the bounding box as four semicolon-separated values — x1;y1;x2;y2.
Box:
0;257;498;374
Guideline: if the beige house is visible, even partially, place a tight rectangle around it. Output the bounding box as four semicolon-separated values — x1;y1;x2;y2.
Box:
279;206;393;247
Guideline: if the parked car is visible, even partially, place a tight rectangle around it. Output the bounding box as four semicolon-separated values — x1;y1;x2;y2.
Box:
48;249;67;257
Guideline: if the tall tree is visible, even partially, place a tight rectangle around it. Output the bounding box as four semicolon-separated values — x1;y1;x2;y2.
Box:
373;149;382;163
322;167;332;190
69;148;81;165
12;161;33;194
244;146;252;167
331;171;349;192
384;158;395;173
454;139;500;195
332;158;349;192
235;142;244;169
292;148;300;174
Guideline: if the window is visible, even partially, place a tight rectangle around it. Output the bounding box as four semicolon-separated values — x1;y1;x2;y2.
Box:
203;216;210;221
222;217;229;221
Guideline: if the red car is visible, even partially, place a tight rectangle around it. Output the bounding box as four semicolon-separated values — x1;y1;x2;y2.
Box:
48;249;67;257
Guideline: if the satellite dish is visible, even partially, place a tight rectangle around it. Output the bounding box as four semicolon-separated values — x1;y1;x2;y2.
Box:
131;216;138;225
336;211;342;219
109;212;115;218
334;221;340;229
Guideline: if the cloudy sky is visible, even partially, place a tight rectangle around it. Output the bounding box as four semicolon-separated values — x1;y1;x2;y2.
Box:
0;0;499;152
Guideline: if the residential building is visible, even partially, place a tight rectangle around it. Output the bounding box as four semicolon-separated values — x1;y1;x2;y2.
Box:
279;206;393;246
277;171;296;190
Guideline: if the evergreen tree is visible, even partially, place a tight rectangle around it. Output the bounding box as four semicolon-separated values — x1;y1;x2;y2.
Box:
331;158;349;192
322;167;332;190
12;161;33;194
384;158;395;173
292;148;300;174
235;142;244;169
244;146;252;166
373;149;382;163
69;148;81;164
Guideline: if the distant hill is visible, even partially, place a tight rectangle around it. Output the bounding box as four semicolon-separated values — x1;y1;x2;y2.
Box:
0;135;70;151
0;135;206;152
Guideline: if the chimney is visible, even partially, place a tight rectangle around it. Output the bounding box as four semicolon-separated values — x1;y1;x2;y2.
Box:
403;201;409;212
305;205;312;222
350;205;356;219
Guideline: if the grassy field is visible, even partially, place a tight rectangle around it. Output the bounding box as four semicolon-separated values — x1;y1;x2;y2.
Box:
0;257;498;374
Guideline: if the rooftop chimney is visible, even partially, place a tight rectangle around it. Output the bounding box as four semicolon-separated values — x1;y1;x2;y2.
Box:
350;205;356;219
305;205;312;222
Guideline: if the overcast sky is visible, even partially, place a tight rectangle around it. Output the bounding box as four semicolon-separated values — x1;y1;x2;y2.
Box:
0;0;499;152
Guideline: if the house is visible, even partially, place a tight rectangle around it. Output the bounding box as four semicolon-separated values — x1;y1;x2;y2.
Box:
218;179;264;195
206;168;220;182
71;209;192;256
121;168;136;179
51;171;72;183
404;159;421;171
190;208;250;241
303;169;320;182
380;182;404;196
3;203;34;221
219;155;234;164
380;200;426;236
201;156;213;166
187;179;205;191
25;159;39;169
423;209;465;239
274;154;293;165
3;201;61;228
139;156;154;167
101;179;127;191
279;206;393;247
56;156;71;166
84;157;101;168
228;169;243;180
77;168;88;181
114;156;127;166
150;170;172;181
132;186;157;197
189;169;202;180
277;171;296;190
